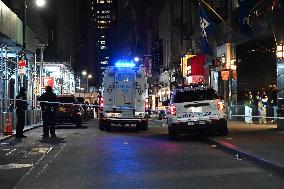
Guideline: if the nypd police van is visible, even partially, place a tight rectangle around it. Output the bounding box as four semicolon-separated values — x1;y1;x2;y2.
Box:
166;85;228;138
99;60;148;131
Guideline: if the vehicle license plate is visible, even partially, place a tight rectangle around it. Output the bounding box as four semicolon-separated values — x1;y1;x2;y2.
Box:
198;120;206;125
191;107;202;112
188;120;206;125
107;113;121;117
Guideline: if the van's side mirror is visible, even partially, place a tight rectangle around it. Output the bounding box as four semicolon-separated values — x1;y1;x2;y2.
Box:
162;99;170;106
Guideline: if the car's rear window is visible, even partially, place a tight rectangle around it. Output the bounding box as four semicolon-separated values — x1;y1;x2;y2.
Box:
173;89;218;103
58;97;76;103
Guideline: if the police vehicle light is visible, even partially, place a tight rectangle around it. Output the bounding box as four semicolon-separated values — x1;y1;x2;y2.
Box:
115;60;136;67
134;57;140;62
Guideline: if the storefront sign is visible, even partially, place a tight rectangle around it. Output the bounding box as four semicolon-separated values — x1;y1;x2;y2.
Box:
186;54;205;84
18;60;26;75
42;77;55;88
221;70;229;80
144;56;152;77
181;54;195;77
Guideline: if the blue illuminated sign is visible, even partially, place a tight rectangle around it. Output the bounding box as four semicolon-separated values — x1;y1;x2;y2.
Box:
115;60;136;67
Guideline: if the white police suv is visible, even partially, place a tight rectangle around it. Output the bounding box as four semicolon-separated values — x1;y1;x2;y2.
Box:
166;85;228;139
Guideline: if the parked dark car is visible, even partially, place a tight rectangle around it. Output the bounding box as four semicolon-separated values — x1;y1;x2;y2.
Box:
56;95;83;127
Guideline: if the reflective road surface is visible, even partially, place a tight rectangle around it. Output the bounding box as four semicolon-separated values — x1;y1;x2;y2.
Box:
0;119;283;189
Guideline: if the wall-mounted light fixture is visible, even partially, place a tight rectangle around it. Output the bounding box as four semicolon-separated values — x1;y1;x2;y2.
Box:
276;43;284;59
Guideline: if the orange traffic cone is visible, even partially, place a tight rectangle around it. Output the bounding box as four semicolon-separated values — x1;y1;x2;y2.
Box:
4;113;13;135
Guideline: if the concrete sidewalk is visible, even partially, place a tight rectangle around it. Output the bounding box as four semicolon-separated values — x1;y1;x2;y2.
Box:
208;121;284;174
0;123;42;141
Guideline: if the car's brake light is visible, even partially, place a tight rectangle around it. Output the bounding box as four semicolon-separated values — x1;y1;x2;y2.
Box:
217;101;224;111
169;105;176;115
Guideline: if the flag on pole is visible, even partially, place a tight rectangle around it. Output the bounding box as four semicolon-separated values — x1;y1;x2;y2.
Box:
199;3;216;55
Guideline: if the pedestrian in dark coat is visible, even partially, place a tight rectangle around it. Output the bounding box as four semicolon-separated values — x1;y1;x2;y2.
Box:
38;86;59;138
15;87;28;138
269;85;278;123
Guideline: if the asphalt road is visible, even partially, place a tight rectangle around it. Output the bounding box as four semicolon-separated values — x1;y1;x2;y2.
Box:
0;119;283;189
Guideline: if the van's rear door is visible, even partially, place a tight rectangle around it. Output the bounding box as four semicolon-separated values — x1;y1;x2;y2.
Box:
114;68;135;117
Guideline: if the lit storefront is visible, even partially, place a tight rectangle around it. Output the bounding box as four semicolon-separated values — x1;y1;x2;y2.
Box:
156;71;171;110
42;63;75;95
181;54;209;85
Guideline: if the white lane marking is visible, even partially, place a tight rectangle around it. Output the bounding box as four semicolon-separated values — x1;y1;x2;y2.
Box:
5;149;16;156
47;147;53;154
30;147;52;154
0;163;33;170
36;144;66;177
13;147;53;189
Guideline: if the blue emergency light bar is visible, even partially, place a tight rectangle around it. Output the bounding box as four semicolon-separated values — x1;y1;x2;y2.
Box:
115;60;136;68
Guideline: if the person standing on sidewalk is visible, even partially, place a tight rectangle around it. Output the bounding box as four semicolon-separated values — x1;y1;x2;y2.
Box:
38;86;59;139
15;87;28;138
244;90;253;123
259;91;268;124
269;85;278;123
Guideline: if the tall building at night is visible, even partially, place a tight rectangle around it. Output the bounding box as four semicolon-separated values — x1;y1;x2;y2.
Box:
90;0;113;87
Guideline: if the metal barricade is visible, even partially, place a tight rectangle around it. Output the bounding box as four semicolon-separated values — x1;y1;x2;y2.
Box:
229;104;279;124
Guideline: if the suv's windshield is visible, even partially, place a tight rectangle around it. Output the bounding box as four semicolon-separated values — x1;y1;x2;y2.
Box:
173;89;218;103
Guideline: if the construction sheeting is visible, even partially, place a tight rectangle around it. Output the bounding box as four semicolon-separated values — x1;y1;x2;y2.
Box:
0;1;36;53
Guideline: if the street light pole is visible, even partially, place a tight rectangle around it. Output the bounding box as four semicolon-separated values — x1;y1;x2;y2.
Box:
86;78;89;93
39;45;44;95
22;0;46;94
87;74;92;93
23;0;27;56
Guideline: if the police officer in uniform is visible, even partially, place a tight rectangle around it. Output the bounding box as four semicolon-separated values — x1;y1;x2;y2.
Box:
38;86;59;138
15;87;28;138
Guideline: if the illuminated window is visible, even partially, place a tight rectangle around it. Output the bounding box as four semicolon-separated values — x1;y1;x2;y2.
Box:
98;20;109;24
105;56;109;59
101;36;105;39
99;26;109;29
100;46;107;49
100;41;105;44
101;61;108;65
101;10;110;13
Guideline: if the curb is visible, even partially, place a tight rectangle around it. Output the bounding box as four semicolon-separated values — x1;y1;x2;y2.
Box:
206;137;284;175
0;123;42;142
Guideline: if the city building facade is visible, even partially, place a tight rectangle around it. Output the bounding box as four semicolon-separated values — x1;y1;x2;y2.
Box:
0;0;49;131
91;0;113;87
